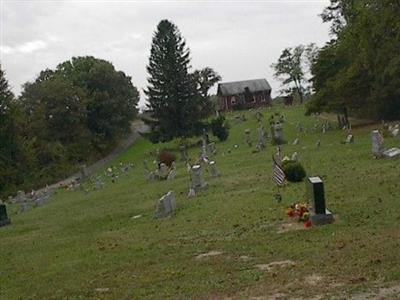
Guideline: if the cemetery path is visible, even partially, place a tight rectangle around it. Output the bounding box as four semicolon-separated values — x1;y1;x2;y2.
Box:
37;121;149;193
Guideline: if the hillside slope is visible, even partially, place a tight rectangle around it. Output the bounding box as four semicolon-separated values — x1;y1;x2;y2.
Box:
1;105;400;299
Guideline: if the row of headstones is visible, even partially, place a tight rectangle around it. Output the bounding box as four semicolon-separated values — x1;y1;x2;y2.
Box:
79;161;135;194
244;124;284;150
154;171;336;225
154;161;220;219
143;160;177;181
296;121;335;134
6;189;55;214
384;123;400;137
154;140;221;218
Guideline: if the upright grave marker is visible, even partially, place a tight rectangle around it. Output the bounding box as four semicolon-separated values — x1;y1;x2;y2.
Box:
155;191;177;219
255;111;263;123
209;161;220;177
167;162;177;180
143;160;155;181
257;126;267;151
270;113;286;145
0;203;11;227
371;130;385;157
158;163;170;179
207;142;217;156
179;145;188;161
307;177;334;225
245;129;252;147
346;133;354;144
191;165;208;191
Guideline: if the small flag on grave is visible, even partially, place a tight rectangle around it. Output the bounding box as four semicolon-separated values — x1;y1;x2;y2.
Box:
272;155;286;187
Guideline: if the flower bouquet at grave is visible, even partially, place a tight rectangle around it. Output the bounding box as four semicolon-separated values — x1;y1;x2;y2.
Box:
286;203;310;222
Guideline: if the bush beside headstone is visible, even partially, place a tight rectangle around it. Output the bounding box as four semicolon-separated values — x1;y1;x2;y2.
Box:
282;161;306;182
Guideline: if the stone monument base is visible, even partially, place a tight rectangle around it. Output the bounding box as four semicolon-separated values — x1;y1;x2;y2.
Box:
193;183;208;193
310;209;334;226
0;218;11;227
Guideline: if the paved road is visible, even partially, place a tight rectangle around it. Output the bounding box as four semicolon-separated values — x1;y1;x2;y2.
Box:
38;122;149;192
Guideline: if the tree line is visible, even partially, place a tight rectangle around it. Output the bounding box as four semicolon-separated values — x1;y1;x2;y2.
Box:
273;0;400;120
0;57;139;197
1;19;222;198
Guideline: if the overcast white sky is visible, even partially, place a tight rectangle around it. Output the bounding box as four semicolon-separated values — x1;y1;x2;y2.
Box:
1;0;331;107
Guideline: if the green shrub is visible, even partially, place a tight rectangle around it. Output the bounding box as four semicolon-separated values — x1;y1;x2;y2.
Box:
210;116;229;141
282;161;306;182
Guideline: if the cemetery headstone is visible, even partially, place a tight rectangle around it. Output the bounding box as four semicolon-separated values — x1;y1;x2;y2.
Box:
245;129;252;147
202;128;210;144
187;187;196;198
207;142;217;156
143;160;155;181
346;134;354;144
179;145;188;162
371;130;385;158
80;165;88;181
291;152;299;161
191;165;208;192
158;163;170;179
257;126;266;150
209;161;221;177
271;122;286;145
297;122;304;133
155;191;177;219
167;162;177;180
255;111;263;123
389;124;399;137
383;148;400;158
95;179;105;189
313;123;318;132
200;144;208;162
0;203;11;227
307;177;334;225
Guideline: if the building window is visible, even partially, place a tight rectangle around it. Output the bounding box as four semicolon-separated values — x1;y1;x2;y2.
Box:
231;96;236;105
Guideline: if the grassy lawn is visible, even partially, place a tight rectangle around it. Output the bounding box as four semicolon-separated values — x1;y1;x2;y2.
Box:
1;104;400;299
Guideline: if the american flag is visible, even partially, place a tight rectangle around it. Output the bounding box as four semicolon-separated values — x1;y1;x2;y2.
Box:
273;155;286;186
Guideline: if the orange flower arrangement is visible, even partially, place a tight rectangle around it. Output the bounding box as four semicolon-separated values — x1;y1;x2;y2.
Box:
286;203;311;227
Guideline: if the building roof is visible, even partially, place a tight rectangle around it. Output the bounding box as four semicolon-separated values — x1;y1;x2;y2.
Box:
217;79;271;96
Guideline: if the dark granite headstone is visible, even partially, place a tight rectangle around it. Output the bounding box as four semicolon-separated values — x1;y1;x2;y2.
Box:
0;204;11;227
307;177;326;214
307;177;334;225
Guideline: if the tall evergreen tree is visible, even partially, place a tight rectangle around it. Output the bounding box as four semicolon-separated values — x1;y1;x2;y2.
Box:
145;20;202;142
